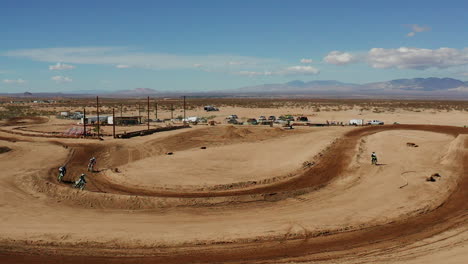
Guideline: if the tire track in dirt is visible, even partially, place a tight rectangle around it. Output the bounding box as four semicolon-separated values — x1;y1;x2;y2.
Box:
1;124;467;263
61;124;467;199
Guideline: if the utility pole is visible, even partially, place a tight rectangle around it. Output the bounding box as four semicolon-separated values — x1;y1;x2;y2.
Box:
96;96;100;139
112;108;116;138
170;103;174;120
154;101;158;120
183;96;186;125
147;96;150;130
138;103;141;124
83;108;86;137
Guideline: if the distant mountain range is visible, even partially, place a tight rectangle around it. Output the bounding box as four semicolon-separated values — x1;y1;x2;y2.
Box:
111;88;159;95
233;80;359;93
362;78;468;91
233;78;468;94
1;78;468;99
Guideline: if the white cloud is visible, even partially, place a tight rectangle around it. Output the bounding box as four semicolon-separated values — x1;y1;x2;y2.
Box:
237;71;273;77
322;47;468;70
411;24;431;33
115;64;130;68
300;58;313;64
237;65;319;77
3;78;26;84
49;62;75;70
406;24;431;37
367;47;468;69
3;47;276;71
279;66;320;75
51;75;72;83
193;63;204;68
323;51;356;65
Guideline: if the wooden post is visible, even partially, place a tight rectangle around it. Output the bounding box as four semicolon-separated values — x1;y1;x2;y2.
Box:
154;101;158;120
138;103;141;124
183;96;186;125
112;108;116;138
147;96;150;130
83;108;86;137
170;104;174;120
96;96;100;139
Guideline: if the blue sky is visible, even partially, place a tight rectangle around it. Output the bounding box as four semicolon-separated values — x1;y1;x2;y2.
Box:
0;0;467;93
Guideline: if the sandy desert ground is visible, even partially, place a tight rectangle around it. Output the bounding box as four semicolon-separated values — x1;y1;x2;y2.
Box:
0;100;467;263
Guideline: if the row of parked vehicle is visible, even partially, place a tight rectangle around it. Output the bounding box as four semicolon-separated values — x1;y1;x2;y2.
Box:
349;119;385;125
225;115;310;125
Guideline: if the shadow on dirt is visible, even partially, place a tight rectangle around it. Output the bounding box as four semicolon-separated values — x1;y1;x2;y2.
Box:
60;180;75;184
0;146;12;154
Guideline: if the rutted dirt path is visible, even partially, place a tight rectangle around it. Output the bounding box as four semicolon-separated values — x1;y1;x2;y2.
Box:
0;125;466;264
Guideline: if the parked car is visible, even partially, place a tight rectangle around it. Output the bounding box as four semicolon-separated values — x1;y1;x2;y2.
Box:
367;120;384;125
258;116;267;121
227;119;239;124
275;119;289;125
184;116;200;123
204;105;219;111
296;116;309;122
226;115;238;120
268;115;276;121
246;118;258;125
259;120;273;125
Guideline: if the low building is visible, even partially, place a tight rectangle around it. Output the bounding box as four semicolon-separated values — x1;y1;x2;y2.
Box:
80;116;109;124
349;119;364;125
107;116;140;125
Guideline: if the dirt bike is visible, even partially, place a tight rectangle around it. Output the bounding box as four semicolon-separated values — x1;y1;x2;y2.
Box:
372;157;378;165
74;180;86;190
58;172;65;182
88;164;94;172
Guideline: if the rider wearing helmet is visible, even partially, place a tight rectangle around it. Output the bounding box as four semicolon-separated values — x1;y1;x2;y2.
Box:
58;165;67;182
88;157;97;172
371;152;377;165
74;173;87;190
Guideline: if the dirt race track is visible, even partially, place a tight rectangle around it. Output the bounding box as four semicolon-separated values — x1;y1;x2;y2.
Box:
0;124;467;264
